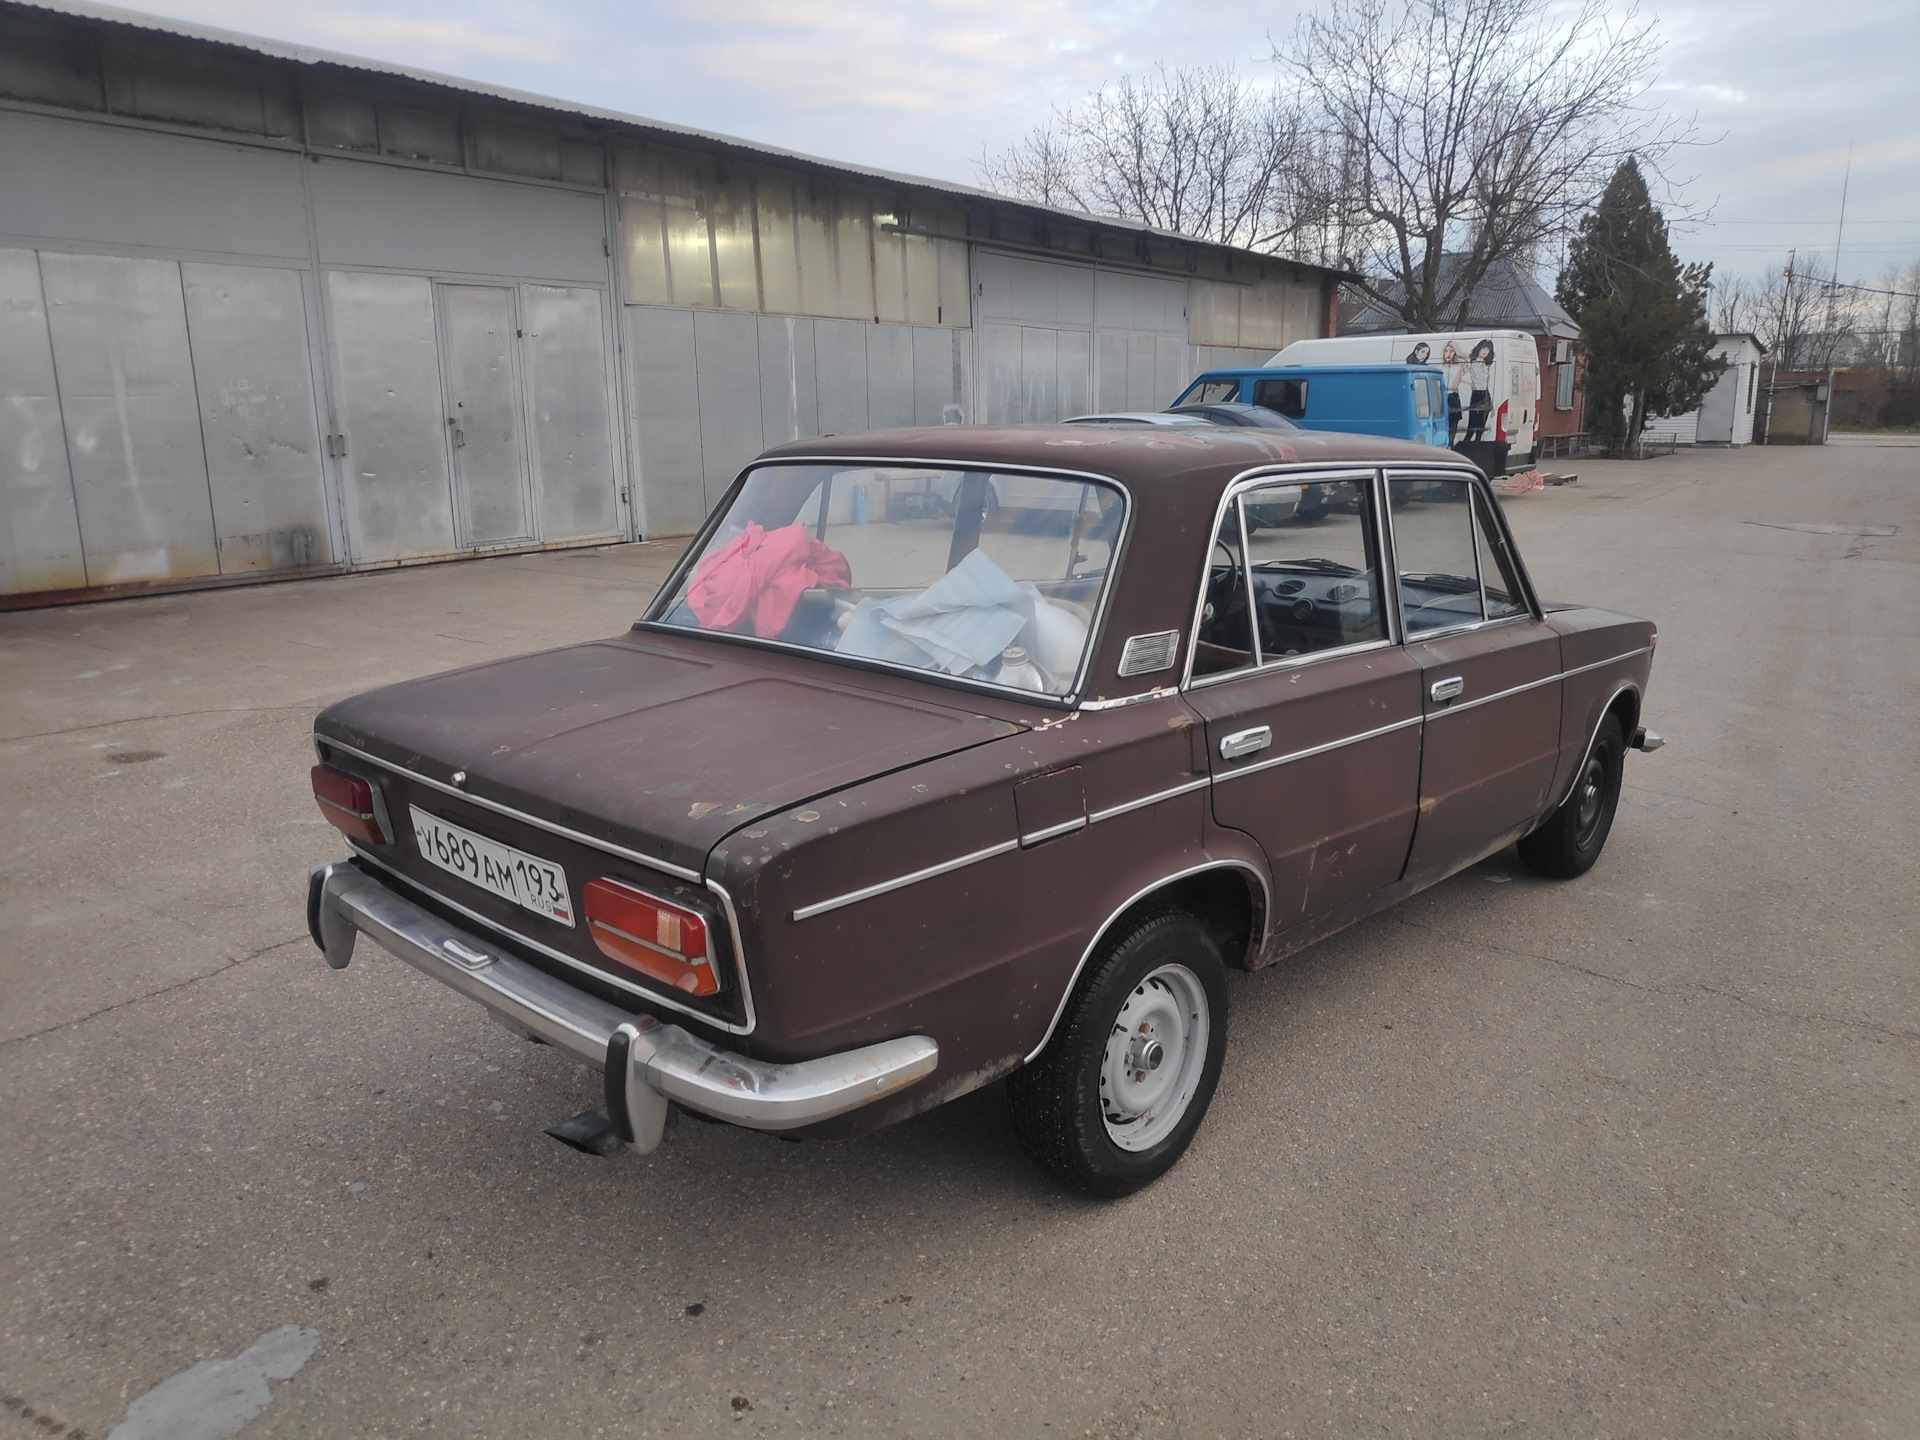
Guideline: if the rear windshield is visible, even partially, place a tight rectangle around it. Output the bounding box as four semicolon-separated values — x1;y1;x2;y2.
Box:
647;464;1125;698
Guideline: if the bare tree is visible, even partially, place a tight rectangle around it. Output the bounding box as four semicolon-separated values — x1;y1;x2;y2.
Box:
1711;274;1756;335
1277;0;1696;330
979;65;1341;255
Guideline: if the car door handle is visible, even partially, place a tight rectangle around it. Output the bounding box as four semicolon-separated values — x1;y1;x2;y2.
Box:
1219;726;1272;760
1430;676;1465;704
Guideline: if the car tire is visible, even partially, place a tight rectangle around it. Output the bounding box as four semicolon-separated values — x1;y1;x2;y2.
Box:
1008;910;1229;1198
1518;714;1625;879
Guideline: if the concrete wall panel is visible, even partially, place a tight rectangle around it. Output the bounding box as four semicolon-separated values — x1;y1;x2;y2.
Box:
310;157;607;284
0;248;85;594
627;306;706;537
814;319;868;438
0;110;310;261
180;262;331;572
757;315;820;450
692;309;763;510
912;327;965;426
866;323;914;431
39;251;220;585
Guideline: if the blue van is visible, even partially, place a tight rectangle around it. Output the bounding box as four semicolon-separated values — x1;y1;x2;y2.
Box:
1174;365;1452;449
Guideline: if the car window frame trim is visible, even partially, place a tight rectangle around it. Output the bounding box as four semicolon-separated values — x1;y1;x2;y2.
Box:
1381;466;1545;637
634;454;1135;710
1179;463;1416;692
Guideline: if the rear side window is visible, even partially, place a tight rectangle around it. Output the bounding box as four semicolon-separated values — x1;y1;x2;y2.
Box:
1389;475;1530;632
1413;378;1431;419
1389;477;1483;634
1251;378;1308;419
1473;489;1527;618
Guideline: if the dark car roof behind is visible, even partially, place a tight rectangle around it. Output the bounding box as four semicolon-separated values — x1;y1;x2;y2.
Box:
753;425;1471;702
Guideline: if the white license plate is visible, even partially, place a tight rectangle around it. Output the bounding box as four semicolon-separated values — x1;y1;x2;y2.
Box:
410;806;574;927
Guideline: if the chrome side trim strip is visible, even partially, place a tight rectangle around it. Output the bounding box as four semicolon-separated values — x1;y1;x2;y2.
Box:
1428;667;1560;716
794;776;1216;922
1022;816;1088;845
1087;775;1212;824
1023;859;1273;1064
1563;645;1652;679
1427;647;1651;720
347;843;757;1036
320;736;703;883
1184;636;1397;692
1078;686;1179;711
1213;713;1425;784
791;838;1021;922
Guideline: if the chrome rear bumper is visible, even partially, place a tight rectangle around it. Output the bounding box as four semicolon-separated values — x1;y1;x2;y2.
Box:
307;860;939;1153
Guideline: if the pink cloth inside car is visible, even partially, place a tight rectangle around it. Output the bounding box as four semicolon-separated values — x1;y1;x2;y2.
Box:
687;523;851;638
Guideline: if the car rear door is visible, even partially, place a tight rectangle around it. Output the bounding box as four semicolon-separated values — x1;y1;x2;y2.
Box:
1386;470;1563;881
1182;471;1424;938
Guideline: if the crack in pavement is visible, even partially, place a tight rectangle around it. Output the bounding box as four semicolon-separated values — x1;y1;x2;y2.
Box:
0;935;308;1049
0;704;314;745
1390;913;1919;1044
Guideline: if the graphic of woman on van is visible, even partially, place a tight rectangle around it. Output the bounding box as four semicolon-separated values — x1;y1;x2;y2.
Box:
1404;341;1431;365
1464;339;1495;443
1441;341;1466;441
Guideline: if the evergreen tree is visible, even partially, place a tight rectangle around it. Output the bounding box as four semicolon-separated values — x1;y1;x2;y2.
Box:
1558;159;1724;450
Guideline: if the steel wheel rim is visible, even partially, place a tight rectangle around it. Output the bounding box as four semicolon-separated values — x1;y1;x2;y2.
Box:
1575;752;1607;840
1099;963;1209;1152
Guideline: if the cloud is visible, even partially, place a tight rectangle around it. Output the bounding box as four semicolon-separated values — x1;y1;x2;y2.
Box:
305;12;563;63
1762;135;1920;182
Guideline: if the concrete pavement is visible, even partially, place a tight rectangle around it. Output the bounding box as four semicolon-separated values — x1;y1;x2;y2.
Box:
1;439;1914;1438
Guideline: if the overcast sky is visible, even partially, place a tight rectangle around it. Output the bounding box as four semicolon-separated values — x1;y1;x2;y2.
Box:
119;0;1920;291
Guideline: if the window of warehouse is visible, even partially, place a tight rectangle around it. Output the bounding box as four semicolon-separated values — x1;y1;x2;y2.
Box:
1556;362;1576;411
615;148;969;326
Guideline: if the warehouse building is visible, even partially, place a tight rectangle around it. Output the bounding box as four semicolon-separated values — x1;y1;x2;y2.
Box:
0;0;1346;605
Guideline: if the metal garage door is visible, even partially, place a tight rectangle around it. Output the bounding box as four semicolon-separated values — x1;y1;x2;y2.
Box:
313;158;621;565
974;251;1191;423
1093;269;1191;412
974;251;1093;424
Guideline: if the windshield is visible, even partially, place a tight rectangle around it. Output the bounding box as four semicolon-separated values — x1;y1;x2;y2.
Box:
1176;379;1242;405
648;464;1125;698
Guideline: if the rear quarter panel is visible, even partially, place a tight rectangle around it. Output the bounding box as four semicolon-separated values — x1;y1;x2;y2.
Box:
1543;607;1657;810
708;695;1265;1139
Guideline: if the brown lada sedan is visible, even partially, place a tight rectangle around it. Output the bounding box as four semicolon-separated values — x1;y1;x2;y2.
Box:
307;425;1661;1196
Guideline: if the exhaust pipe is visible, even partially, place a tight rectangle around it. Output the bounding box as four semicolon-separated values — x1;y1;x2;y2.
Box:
544;1108;625;1157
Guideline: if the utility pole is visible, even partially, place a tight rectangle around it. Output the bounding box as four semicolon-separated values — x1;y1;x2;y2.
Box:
1824;147;1852;367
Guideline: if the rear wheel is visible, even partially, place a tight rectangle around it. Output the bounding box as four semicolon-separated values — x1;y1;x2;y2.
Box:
1009;911;1228;1197
1518;715;1625;879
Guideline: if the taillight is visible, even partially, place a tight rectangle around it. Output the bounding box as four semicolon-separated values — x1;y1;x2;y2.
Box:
582;878;722;997
311;764;389;845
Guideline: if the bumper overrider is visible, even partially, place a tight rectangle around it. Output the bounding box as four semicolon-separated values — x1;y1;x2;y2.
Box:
307;861;939;1154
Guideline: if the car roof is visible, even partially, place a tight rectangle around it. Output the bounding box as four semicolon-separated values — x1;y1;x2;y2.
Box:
1195;364;1444;378
1167;402;1298;428
1063;412;1212;426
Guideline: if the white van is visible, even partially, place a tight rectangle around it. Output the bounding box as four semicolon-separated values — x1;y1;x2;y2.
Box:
1270;330;1541;472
